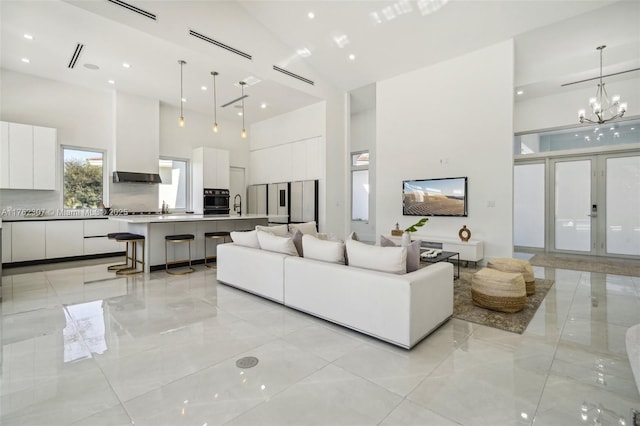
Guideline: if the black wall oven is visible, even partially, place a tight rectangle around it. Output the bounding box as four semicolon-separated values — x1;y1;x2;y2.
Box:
203;188;230;215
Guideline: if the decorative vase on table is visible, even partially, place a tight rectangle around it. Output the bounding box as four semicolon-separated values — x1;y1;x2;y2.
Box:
401;231;411;247
403;218;429;247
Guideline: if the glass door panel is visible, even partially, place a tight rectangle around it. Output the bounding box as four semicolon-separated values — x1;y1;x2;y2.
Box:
554;159;593;252
514;163;545;248
606;156;640;256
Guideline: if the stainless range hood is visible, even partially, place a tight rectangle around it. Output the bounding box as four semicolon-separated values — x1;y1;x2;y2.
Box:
113;171;162;184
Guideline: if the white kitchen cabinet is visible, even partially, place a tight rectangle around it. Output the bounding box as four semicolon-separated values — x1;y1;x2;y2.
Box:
9;123;34;189
46;221;84;259
11;221;46;262
83;219;121;254
33;126;57;190
192;147;230;214
2;222;12;263
0;122;9;187
216;149;230;189
0;121;57;190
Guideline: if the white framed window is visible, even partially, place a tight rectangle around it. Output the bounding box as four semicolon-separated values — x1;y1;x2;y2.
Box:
351;151;369;221
63;147;105;209
158;158;189;210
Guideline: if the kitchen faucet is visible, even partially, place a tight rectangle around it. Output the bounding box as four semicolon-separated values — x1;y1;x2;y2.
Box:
233;194;242;216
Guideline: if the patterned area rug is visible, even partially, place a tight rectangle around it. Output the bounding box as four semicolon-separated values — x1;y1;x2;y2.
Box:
453;270;555;334
530;253;640;277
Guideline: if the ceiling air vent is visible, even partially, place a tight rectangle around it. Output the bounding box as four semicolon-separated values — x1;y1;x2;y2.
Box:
188;29;252;61
273;65;314;86
106;0;157;21
68;43;84;69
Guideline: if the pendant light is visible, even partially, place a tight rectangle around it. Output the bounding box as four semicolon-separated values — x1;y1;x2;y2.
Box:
178;60;186;127
239;81;247;138
211;71;219;133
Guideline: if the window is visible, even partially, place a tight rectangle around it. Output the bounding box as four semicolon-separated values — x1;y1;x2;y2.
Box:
158;158;188;210
351;151;369;221
63;148;104;209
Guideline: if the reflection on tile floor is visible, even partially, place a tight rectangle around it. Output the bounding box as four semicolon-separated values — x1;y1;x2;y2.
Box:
1;259;639;425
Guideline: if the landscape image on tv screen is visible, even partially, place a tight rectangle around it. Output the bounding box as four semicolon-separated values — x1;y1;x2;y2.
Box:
403;177;467;217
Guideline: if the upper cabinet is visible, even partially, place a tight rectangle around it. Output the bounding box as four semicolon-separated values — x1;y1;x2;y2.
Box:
0;121;57;190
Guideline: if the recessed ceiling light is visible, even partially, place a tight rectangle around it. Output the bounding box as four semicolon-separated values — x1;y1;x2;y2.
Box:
238;111;243;116
308;12;315;19
201;86;207;91
181;98;186;103
297;48;312;58
23;34;33;40
516;90;524;95
84;63;99;70
108;80;115;84
631;128;635;130
21;58;30;63
348;54;356;61
122;62;131;68
261;103;267;109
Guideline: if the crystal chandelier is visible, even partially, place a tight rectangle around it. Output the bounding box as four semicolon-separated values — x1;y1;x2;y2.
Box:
578;45;627;125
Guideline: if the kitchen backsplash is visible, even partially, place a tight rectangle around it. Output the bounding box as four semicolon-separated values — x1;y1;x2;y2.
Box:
0;189;61;212
109;183;158;212
1;183;159;215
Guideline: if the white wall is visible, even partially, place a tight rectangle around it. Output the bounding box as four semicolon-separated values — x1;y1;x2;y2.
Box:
350;107;376;242
249;101;331;231
514;77;640;134
0;69;251;212
0;69;113;210
376;40;515;260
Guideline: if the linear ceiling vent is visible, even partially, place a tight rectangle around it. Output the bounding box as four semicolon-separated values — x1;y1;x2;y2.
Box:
106;0;157;21
188;29;252;60
561;67;640;87
68;43;84;69
273;66;314;86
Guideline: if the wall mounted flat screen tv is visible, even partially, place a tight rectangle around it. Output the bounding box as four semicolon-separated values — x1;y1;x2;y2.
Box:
403;177;468;217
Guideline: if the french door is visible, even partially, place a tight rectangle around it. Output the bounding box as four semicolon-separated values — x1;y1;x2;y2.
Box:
549;153;640;257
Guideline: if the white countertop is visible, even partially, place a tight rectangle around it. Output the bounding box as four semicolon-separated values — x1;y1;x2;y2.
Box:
109;214;268;224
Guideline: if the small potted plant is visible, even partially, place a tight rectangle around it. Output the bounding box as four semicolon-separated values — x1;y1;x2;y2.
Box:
402;217;428;245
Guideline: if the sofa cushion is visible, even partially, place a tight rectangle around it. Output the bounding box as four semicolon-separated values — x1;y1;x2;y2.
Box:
289;221;318;237
302;234;345;264
380;235;421;273
230;230;260;248
256;230;298;256
255;224;289;237
346;239;407;274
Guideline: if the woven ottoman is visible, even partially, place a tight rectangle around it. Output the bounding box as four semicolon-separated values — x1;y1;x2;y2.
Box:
487;258;535;295
471;268;526;313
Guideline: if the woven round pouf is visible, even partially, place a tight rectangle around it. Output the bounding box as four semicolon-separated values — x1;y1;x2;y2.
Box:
471;268;526;313
487;258;535;295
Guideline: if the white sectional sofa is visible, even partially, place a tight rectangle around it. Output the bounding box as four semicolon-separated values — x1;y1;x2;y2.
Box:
217;242;454;349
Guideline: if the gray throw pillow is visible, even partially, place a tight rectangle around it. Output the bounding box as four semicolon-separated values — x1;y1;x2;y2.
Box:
380;235;421;273
292;230;304;257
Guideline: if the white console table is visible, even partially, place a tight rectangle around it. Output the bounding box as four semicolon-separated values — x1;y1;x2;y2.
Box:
387;235;483;263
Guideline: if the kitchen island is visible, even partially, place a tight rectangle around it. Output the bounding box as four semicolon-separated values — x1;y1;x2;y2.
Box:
110;214;268;273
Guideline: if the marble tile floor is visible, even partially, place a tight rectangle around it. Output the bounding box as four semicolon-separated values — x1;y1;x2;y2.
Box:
1;259;639;425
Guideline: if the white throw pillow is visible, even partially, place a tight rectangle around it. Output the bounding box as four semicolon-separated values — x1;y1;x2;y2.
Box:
256;230;298;256
255;224;289;237
230;230;260;248
302;234;345;264
289;221;318;237
380;235;421;273
346;239;407;274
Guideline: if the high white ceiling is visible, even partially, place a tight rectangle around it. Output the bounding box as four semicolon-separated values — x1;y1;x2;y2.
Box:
1;0;638;123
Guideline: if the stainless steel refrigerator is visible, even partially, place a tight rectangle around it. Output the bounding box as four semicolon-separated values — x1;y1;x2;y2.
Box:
267;182;289;224
246;184;267;215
